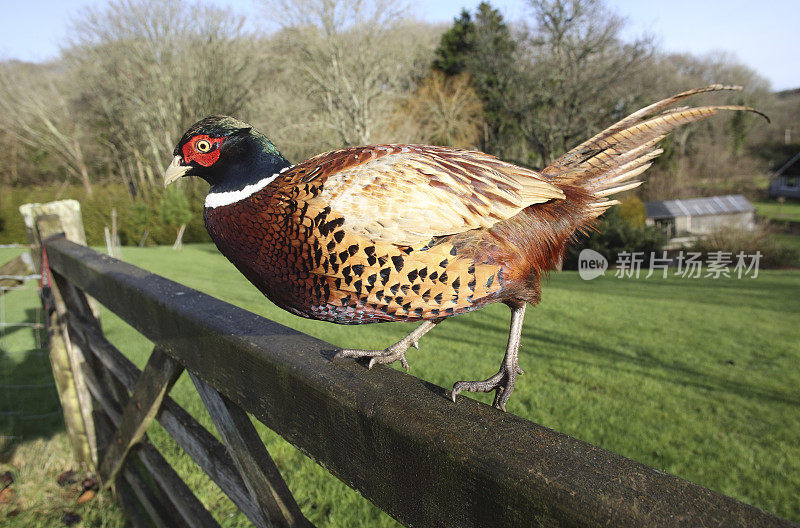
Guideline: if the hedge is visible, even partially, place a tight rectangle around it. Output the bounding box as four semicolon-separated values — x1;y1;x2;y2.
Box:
0;184;211;246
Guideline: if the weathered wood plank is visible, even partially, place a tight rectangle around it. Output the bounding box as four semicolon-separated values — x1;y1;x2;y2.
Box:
115;476;155;528
95;414;176;528
99;348;183;486
45;237;798;528
50;269;103;467
42;291;94;467
35;219;96;468
191;373;311;528
80;354;124;426
19;200;87;272
136;438;222;528
123;464;184;528
68;317;268;527
55;272;135;466
87;351;217;528
94;409;177;528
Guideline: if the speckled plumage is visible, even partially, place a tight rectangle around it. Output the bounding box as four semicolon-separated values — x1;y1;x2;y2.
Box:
203;145;525;324
167;85;765;410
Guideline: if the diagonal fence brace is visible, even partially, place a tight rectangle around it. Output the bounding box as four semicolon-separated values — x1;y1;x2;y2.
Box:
99;347;183;486
191;372;313;528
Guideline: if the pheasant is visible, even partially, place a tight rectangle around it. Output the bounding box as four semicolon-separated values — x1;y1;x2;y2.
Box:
165;85;764;411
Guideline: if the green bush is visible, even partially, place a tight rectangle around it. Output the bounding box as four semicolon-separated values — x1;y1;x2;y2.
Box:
617;197;647;227
0;184;211;246
128;202;151;246
160;186;193;229
564;207;667;269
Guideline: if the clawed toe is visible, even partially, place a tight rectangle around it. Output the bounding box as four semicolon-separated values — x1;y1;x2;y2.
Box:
368;350;410;371
335;345;411;371
333;321;438;373
449;304;526;411
450;368;519;412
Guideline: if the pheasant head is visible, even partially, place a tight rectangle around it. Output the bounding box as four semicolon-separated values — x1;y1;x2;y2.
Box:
164;116;290;193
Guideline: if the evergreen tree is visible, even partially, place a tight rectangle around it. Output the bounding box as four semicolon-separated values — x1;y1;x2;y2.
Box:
469;2;518;156
433;2;519;158
433;10;475;76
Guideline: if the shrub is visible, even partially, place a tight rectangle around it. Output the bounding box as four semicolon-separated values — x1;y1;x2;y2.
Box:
687;225;799;269
128;202;151;246
160;186;193;249
617;197;647;227
564;207;667;269
1;184;210;246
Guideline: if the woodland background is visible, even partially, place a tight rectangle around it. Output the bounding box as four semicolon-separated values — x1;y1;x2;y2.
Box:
1;0;798;250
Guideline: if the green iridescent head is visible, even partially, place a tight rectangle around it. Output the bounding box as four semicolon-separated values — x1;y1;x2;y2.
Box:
164;116;288;192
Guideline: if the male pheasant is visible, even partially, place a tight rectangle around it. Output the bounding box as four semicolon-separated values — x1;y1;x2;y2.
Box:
165;85;764;411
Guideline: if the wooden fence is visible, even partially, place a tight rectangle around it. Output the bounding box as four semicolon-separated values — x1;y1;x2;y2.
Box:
33;212;797;527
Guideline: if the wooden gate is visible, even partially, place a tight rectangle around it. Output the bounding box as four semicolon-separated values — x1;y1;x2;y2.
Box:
31;210;796;527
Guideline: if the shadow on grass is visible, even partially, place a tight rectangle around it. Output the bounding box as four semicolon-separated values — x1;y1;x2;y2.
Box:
0;308;64;462
534;330;800;407
442;312;800;408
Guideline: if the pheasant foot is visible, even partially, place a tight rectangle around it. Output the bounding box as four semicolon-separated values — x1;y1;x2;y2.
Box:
450;302;527;411
451;363;523;411
335;320;440;371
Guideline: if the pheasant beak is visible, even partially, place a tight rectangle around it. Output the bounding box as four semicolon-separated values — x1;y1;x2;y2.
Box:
164;155;190;187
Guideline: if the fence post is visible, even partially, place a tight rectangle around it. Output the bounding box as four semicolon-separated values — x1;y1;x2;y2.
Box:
19;200;87;272
19;200;98;470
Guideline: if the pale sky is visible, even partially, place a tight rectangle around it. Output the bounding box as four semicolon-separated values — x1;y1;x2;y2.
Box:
1;0;797;90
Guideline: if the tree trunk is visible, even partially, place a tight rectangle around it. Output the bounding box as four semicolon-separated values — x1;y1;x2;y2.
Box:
73;135;93;196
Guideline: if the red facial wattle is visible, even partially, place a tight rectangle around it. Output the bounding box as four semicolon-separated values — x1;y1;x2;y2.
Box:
182;135;224;167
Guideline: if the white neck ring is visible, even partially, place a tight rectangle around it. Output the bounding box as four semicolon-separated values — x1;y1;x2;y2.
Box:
204;167;292;208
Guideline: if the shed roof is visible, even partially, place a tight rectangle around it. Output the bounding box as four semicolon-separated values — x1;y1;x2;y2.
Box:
645;194;753;220
772;151;800;178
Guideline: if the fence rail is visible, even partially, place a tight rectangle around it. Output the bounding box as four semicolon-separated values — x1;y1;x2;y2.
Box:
39;232;796;528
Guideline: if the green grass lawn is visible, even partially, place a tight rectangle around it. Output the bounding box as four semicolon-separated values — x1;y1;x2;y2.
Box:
754;199;800;224
775;233;800;254
2;244;799;526
0;246;126;527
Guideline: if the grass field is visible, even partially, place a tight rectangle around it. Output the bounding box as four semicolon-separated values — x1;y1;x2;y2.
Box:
754;199;800;224
0;246;126;527
2;244;799;526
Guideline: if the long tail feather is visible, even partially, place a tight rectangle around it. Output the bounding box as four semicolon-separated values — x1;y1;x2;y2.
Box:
542;85;768;215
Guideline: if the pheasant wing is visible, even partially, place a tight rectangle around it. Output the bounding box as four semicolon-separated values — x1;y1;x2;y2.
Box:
282;145;565;246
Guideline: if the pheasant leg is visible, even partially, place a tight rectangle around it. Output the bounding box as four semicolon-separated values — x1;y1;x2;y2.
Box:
451;303;526;411
335;320;440;371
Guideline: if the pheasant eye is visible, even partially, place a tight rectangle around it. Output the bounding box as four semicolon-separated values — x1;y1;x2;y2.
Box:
196;139;212;153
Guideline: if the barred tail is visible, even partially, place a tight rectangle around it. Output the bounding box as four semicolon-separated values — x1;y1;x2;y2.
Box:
542;85;768;217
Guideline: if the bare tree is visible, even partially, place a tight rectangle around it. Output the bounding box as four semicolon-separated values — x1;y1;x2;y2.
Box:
260;0;428;146
511;0;653;166
0;63;94;194
65;0;260;197
631;51;771;199
392;71;483;148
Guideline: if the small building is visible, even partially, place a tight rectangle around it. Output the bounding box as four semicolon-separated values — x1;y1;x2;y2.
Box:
644;194;755;243
768;152;800;199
